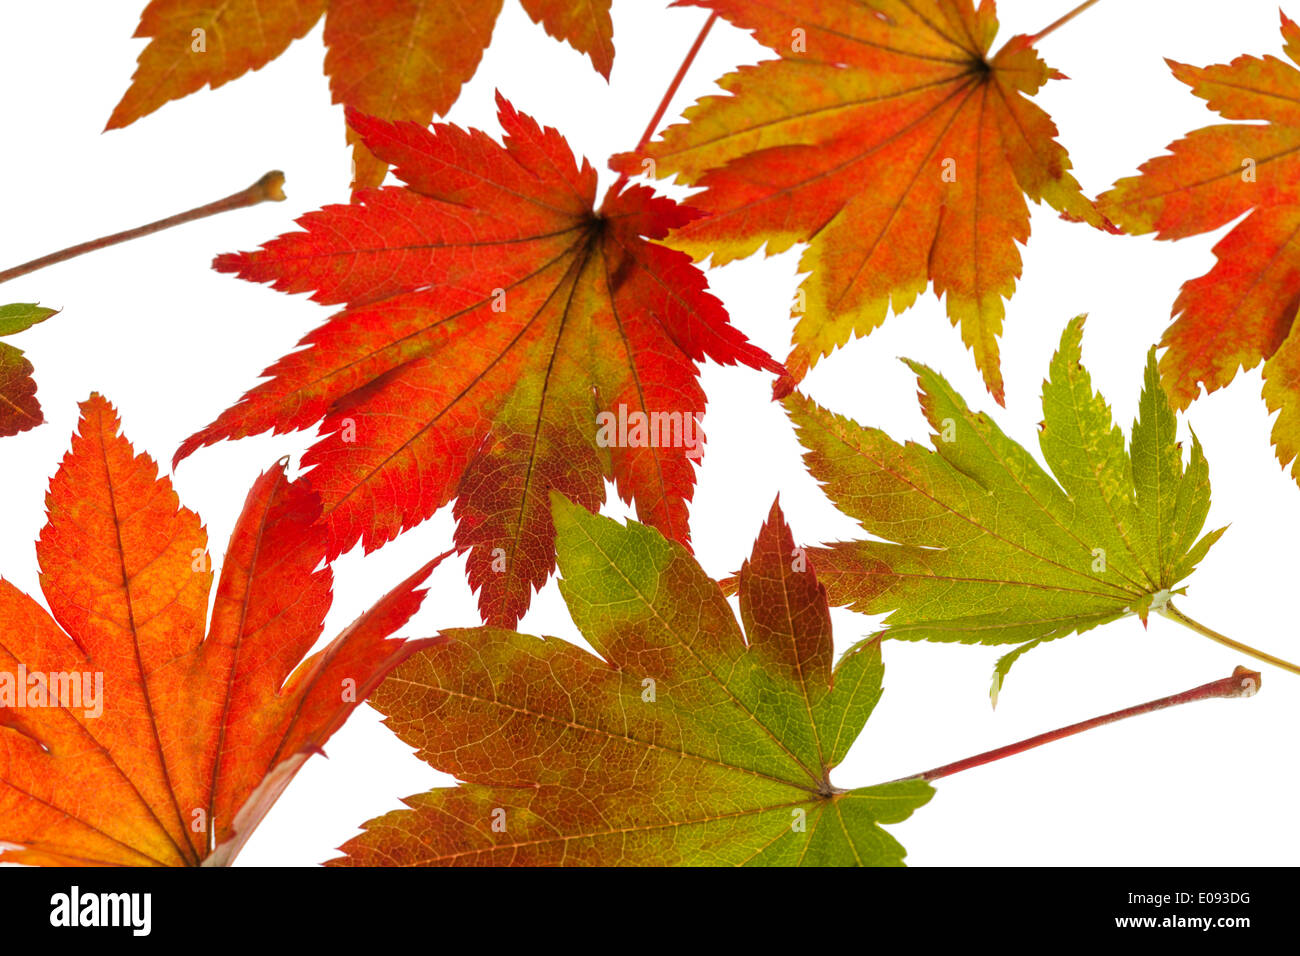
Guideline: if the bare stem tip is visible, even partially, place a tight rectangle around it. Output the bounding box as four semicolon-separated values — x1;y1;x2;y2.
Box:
252;171;286;203
1225;665;1262;698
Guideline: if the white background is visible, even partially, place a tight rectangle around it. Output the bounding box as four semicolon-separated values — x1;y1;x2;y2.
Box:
0;0;1296;867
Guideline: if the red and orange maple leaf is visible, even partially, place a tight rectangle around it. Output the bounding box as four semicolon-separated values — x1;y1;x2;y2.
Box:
1098;12;1300;485
616;0;1114;401
0;395;440;866
108;0;615;187
177;96;782;627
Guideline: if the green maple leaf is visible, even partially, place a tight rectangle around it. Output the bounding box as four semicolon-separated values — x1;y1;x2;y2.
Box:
786;316;1225;700
331;495;933;867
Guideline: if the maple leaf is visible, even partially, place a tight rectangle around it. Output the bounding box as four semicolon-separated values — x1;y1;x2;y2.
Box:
177;97;782;628
329;495;933;866
614;0;1114;401
0;394;441;866
1097;12;1300;486
108;0;615;187
784;315;1224;697
0;303;55;439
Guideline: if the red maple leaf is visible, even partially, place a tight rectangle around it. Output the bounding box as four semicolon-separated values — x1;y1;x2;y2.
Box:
177;95;782;627
1098;12;1300;485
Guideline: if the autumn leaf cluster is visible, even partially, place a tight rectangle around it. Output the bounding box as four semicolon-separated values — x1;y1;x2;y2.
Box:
0;0;1296;868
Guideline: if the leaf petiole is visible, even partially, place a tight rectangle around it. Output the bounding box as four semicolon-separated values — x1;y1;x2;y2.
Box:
609;12;719;196
0;171;286;286
1027;0;1102;44
1159;601;1300;677
891;665;1260;783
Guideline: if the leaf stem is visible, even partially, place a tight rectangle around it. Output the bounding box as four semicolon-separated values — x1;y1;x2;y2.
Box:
0;171;286;286
1160;601;1300;677
609;12;719;194
1027;0;1101;44
892;665;1260;783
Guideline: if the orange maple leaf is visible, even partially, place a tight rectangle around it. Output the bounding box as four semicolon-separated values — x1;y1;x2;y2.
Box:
1098;12;1300;484
107;0;614;187
0;395;441;866
615;0;1114;401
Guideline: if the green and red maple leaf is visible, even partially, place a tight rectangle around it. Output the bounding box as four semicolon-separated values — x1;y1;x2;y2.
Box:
110;0;615;187
0;304;56;439
178;96;782;628
331;495;934;866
